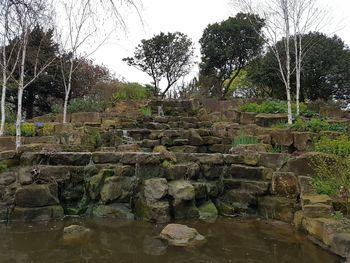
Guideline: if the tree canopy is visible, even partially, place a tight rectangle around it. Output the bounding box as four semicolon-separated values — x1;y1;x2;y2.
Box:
199;13;264;99
123;32;195;97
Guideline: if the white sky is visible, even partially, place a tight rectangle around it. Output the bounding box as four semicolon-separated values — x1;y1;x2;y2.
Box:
90;0;350;88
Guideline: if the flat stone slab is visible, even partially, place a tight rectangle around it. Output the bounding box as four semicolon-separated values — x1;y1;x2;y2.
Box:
301;194;332;207
159;224;206;247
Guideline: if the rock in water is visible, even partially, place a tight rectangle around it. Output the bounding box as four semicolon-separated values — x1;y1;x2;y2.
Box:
63;225;91;246
159;224;206;247
143;235;168;255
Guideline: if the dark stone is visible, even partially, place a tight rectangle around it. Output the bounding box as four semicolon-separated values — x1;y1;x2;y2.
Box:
15;184;59;208
10;205;64;222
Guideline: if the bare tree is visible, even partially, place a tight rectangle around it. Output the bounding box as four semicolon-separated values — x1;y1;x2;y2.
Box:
56;0;141;123
0;1;21;136
235;0;294;123
290;0;328;115
12;0;55;149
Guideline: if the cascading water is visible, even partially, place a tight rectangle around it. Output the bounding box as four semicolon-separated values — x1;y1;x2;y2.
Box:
122;130;134;144
158;105;165;117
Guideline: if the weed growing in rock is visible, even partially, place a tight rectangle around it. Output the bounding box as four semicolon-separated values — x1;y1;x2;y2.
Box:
232;132;258;147
312;153;350;214
0;161;8;173
139;106;152;117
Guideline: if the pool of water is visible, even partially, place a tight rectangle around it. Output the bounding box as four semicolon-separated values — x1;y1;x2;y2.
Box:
0;217;342;263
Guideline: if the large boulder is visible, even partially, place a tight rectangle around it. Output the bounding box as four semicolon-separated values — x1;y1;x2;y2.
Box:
63;225;92;246
293;132;317;151
271;172;299;198
134;197;170;223
159;224;206;247
100;176;138;204
10;205;64;222
281;152;322;176
270;128;294;146
198;200;218;222
255;113;288;127
15;184;59;208
143;178;168;201
168;180;195;204
258;196;296;222
92;204;134;220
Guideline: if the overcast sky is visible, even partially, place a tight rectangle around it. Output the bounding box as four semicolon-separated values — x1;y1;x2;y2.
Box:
90;0;350;88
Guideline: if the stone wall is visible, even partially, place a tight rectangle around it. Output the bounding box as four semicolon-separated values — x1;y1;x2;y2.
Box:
0;151;296;223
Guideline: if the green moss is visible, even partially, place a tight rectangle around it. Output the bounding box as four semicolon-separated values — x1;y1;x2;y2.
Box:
198;200;218;222
0;161;8;173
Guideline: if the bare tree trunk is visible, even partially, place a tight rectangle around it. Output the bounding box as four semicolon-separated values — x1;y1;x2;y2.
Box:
63;91;69;123
283;0;293;124
62;58;73;123
16;35;28;150
0;40;7;135
0;78;6;136
16;87;23;149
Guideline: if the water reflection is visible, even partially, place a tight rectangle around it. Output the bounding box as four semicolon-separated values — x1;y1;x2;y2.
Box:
0;218;341;263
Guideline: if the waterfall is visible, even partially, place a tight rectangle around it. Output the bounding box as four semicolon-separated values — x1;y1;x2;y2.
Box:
158;105;165;117
122;130;134;144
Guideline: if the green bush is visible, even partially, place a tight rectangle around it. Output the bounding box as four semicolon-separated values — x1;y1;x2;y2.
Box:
232;132;258;147
292;118;348;133
139;106;152;117
21;123;36;137
4;123;16;136
240;100;314;116
312;154;350;206
42;123;55;136
314;136;350;156
112;83;151;101
68;97;108;113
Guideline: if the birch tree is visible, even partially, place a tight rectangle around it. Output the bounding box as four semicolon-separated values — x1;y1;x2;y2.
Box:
12;0;55;149
56;0;141;123
0;1;20;136
235;0;294;123
290;0;328;115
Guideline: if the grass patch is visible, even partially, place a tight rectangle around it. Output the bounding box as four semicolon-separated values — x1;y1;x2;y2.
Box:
139;106;152;117
232;132;258;147
68;96;108;113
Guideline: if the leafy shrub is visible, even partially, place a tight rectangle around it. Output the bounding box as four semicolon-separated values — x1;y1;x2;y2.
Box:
42;123;55;136
240;102;260;113
4;123;16;136
240;100;314;116
285;117;348;133
232;132;258;147
314;136;350;156
21;123;36;137
68;97;108;113
312;149;350;214
92;130;102;148
112;83;151;101
51;103;62;114
139;106;152;117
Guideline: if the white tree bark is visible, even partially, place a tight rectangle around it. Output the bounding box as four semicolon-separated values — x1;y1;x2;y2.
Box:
16;37;27;149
